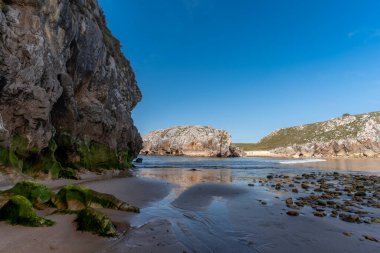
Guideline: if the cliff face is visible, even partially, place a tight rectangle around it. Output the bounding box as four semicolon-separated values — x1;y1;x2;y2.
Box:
247;112;380;158
0;0;142;177
141;126;243;157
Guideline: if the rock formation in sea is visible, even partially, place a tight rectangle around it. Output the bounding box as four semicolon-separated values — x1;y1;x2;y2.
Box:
0;0;142;177
141;126;244;157
240;112;380;158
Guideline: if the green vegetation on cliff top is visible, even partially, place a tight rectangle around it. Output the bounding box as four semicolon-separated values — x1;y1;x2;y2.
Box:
235;112;380;151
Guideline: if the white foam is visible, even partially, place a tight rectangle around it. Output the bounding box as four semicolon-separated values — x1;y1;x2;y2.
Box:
279;159;326;164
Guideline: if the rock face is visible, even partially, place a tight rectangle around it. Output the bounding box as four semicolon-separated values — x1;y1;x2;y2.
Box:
141;126;243;157
250;112;380;158
0;0;142;177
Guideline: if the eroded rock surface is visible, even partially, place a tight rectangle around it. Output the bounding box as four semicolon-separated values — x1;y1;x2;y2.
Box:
141;126;243;157
247;112;380;158
0;0;142;175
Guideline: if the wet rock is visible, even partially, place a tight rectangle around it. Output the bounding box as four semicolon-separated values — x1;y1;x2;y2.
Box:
363;235;379;243
2;181;53;209
343;231;352;237
286;210;299;216
286;198;293;205
292;188;299;193
248;183;255;187
53;185;139;213
354;191;366;197
313;211;326;217
135;158;143;163
340;214;361;223
75;208;117;237
0;195;54;227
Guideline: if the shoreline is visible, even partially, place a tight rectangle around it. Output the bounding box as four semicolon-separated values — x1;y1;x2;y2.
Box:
0;171;189;253
244;150;380;159
1;157;380;252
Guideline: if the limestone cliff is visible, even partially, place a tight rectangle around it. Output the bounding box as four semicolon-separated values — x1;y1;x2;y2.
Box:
238;112;380;158
141;126;243;157
0;0;142;177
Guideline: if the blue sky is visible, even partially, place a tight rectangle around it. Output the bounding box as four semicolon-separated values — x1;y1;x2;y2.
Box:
98;0;380;142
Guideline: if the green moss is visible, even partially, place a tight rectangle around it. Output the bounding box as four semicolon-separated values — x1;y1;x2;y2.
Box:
0;195;55;227
75;208;117;237
55;133;132;170
0;136;63;179
3;181;53;209
0;132;133;177
78;142;118;169
53;185;139;213
59;167;80;180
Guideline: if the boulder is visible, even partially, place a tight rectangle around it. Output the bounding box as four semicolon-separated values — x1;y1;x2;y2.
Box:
75;208;117;237
0;195;54;227
2;181;53;209
53;185;139;213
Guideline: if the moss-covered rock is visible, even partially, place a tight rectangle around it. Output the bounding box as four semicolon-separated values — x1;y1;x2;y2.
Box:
75;208;117;237
0;136;64;179
3;181;53;209
59;167;80;180
0;195;54;227
55;133;133;170
53;185;139;213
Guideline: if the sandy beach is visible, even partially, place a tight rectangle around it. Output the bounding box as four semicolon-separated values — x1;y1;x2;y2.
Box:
0;174;189;253
1;156;380;253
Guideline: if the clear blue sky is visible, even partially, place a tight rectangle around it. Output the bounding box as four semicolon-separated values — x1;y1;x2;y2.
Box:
98;0;380;143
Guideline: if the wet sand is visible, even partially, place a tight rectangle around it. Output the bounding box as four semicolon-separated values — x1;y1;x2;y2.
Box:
1;157;380;252
0;176;189;253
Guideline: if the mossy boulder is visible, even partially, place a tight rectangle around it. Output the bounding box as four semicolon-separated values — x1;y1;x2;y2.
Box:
0;195;54;227
3;181;53;209
75;208;117;237
59;167;80;180
53;185;139;213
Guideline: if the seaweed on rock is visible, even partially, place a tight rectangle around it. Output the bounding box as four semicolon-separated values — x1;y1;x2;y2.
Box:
53;185;139;213
3;181;53;209
75;208;117;237
0;195;55;227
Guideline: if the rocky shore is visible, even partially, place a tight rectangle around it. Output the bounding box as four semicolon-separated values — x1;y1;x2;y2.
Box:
141;125;244;157
237;112;380;158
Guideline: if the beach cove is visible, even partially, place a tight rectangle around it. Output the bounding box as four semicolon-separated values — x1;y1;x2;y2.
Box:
1;156;379;253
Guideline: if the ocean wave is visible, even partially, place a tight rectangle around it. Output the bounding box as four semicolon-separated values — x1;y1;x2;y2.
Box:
279;159;326;164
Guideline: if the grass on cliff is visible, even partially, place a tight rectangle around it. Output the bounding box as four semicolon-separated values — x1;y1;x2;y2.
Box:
235;112;380;151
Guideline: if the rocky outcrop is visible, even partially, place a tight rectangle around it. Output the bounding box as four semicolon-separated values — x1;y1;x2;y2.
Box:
248;112;380;158
0;0;142;177
141;126;244;157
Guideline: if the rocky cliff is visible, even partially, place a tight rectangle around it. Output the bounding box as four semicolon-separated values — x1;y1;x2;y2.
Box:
141;126;243;157
0;0;142;178
239;112;380;158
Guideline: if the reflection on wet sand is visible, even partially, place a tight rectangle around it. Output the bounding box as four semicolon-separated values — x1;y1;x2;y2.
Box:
131;156;380;253
138;168;233;194
294;158;380;172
